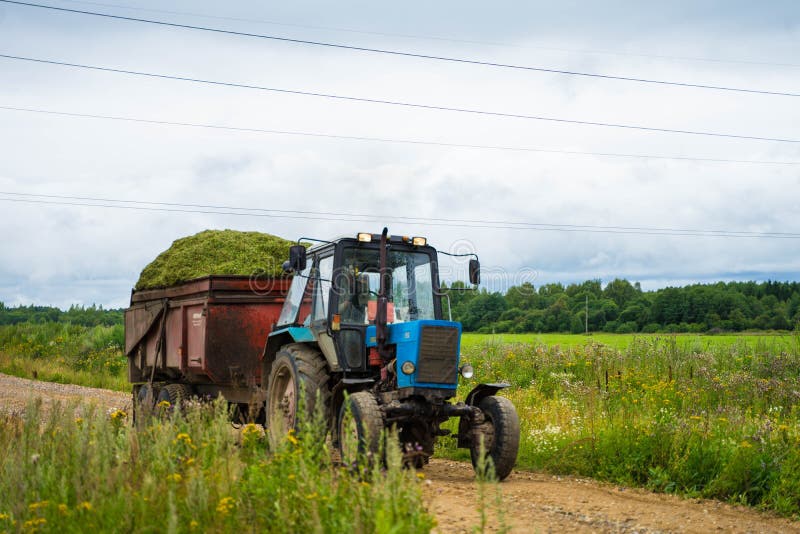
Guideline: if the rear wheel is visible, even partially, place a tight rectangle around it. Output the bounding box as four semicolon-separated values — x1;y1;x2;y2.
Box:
470;395;520;481
338;391;383;467
266;344;330;447
157;383;193;412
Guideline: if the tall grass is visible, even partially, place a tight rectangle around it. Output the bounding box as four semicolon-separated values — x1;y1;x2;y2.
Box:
0;399;435;533
441;334;800;517
0;322;127;390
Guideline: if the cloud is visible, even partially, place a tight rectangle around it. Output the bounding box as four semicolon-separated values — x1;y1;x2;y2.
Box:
0;0;799;307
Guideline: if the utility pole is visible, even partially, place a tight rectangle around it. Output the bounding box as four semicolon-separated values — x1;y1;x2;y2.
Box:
585;294;589;334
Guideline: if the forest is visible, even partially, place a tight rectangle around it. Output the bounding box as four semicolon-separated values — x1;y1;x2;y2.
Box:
444;279;800;333
1;279;799;333
0;303;123;327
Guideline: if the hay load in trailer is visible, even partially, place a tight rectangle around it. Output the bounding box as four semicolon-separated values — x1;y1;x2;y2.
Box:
135;229;295;290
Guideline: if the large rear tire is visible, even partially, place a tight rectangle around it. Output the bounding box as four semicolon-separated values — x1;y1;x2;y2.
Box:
266;344;330;447
470;395;520;481
338;391;383;467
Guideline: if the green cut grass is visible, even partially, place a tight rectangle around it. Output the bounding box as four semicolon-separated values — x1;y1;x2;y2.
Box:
135;229;296;290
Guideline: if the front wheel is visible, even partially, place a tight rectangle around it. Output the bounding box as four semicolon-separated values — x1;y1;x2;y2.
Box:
338;391;383;467
470;395;520;481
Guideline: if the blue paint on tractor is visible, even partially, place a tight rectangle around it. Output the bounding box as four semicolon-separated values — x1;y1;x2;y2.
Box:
269;326;316;343
366;320;462;390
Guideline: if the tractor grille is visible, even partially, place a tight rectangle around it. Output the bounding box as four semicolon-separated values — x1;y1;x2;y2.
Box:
416;325;459;384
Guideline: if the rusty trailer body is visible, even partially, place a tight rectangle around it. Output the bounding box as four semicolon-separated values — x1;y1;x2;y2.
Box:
125;275;290;405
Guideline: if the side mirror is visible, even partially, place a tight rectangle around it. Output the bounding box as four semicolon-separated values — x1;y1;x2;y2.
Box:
288;245;307;272
469;259;480;285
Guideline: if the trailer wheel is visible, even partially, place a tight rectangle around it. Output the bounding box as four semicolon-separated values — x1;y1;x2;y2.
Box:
133;384;158;422
338;391;383;467
157;383;193;412
470;396;519;481
266;344;330;447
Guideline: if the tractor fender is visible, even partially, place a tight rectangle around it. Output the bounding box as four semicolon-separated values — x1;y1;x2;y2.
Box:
464;382;511;407
457;383;511;449
261;327;317;386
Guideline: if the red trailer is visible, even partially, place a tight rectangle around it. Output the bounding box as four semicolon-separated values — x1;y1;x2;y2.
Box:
125;275;293;416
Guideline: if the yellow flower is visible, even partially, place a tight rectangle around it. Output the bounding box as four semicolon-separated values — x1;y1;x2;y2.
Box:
242;423;259;436
286;429;299;446
28;501;49;511
78;501;92;511
740;441;752;449
689;415;703;421
778;424;789;431
190;520;199;530
157;400;171;408
58;504;68;515
23;518;47;528
216;497;235;516
287;474;295;480
184;457;195;466
110;409;127;421
416;472;425;480
0;513;9;521
167;473;183;483
305;492;318;500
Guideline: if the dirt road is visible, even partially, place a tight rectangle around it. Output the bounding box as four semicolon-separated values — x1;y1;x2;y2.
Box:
1;372;797;533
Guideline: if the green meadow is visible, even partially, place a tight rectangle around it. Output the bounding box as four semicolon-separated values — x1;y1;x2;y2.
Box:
443;332;800;517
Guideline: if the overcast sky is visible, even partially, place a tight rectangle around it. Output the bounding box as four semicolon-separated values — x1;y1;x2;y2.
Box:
1;0;799;308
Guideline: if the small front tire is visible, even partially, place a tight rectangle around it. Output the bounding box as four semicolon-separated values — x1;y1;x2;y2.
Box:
470;395;520;481
338;391;383;467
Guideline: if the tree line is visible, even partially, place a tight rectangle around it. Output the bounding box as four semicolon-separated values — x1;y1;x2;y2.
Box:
443;279;800;333
2;278;800;334
0;303;123;327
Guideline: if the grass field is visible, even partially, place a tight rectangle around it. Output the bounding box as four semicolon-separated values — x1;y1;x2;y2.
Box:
0;322;128;391
443;332;800;517
0;400;435;533
461;332;796;351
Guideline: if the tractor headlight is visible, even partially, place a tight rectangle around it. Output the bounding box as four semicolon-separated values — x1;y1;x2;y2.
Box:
459;364;474;379
400;361;416;375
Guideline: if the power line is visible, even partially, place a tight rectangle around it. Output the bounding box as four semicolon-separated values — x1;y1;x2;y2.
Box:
3;54;798;144
1;192;798;239
3;105;797;166
2;0;798;98
50;0;800;69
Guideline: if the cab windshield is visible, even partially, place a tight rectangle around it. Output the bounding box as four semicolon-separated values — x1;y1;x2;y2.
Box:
338;246;436;325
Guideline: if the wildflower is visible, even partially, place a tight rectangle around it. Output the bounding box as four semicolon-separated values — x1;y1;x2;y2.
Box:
216;497;235;516
109;409;127;421
0;513;10;521
416;472;425;480
242;423;259;436
689;415;703;421
184;457;195;466
778;424;789;431
286;429;299;446
28;501;49;511
176;433;191;443
78;502;92;511
305;492;318;500
190;520;199;530
739;441;752;449
287;474;295;480
167;473;183;483
58;504;68;515
23;518;47;529
157;400;171;408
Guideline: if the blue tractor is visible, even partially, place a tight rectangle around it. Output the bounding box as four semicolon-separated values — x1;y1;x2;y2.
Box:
262;228;519;479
